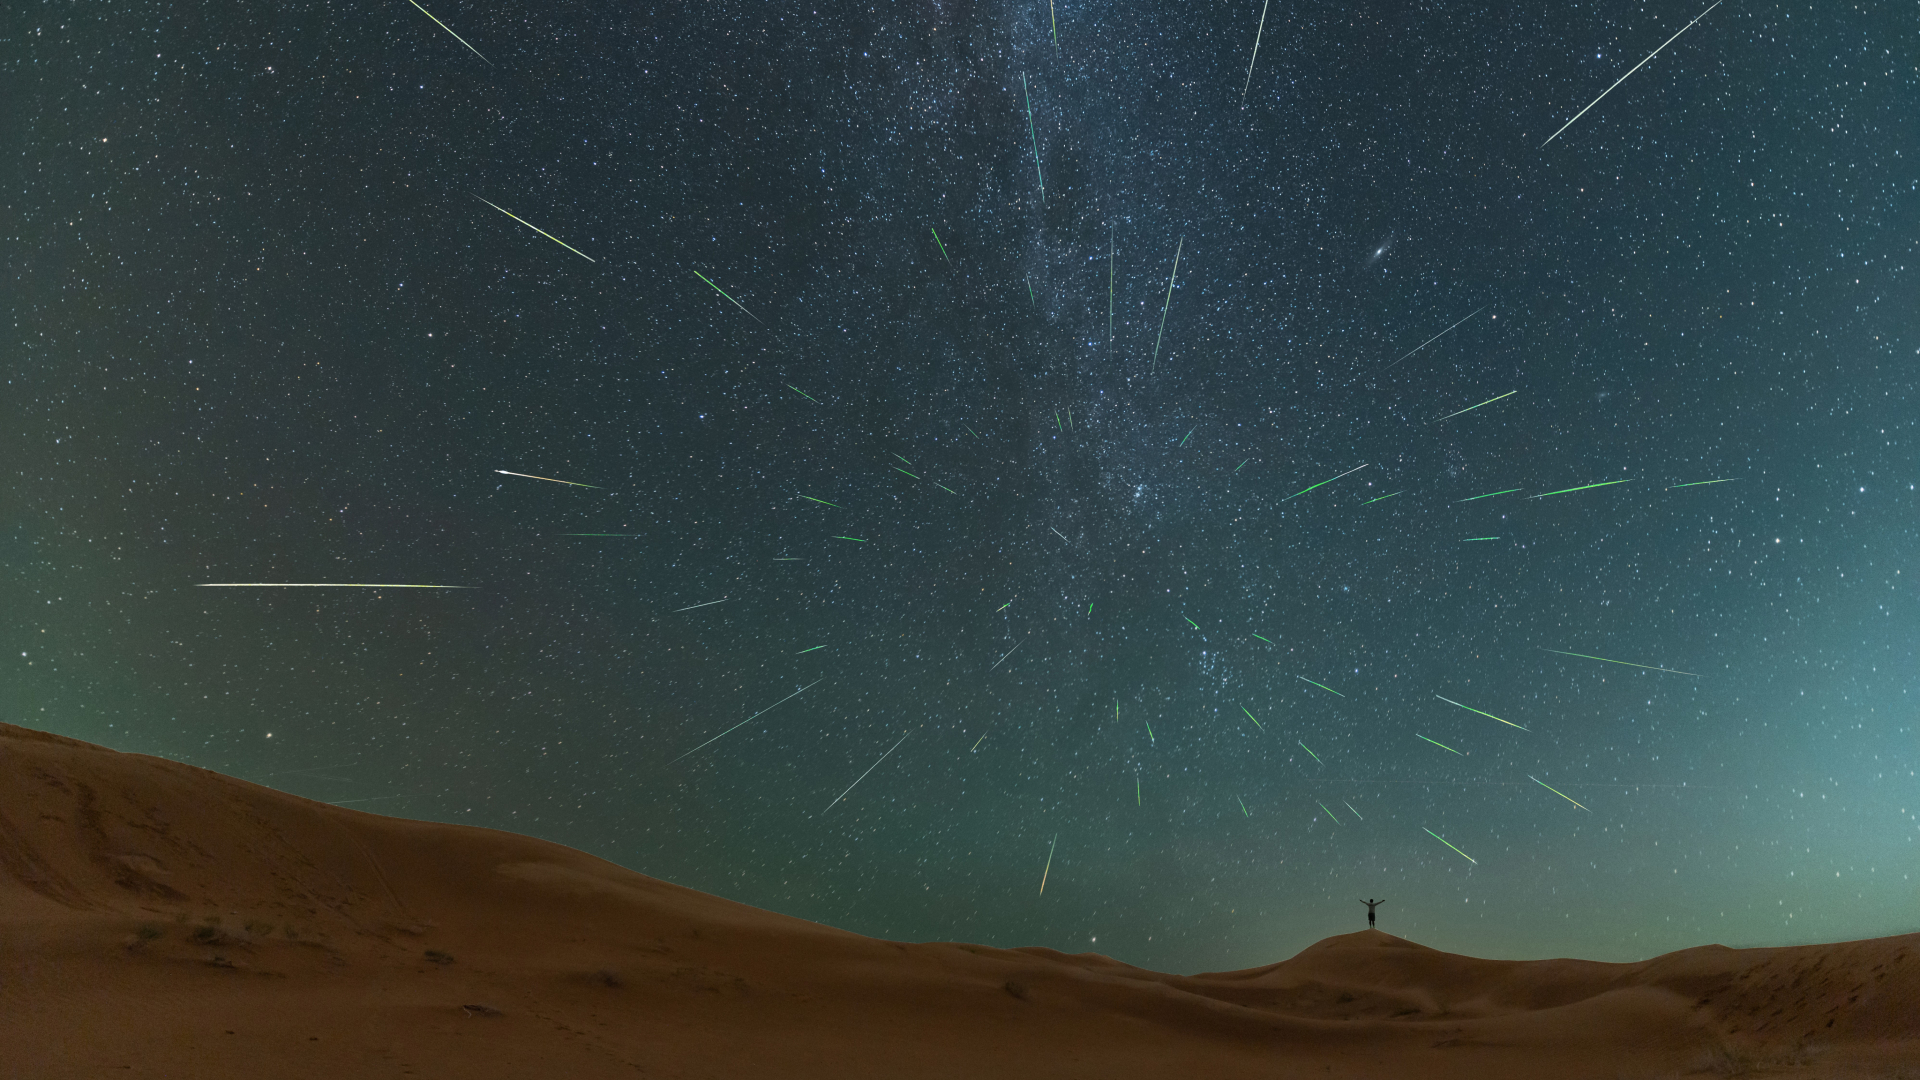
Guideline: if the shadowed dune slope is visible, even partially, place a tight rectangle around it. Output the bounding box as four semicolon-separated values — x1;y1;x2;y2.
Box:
3;723;1916;1079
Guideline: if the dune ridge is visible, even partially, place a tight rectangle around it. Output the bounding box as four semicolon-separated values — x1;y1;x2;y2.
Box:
3;722;1915;1078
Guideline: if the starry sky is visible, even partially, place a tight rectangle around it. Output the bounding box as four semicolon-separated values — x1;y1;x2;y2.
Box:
11;1;1918;972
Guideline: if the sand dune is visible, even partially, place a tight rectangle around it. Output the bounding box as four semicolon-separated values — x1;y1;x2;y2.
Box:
3;723;1915;1078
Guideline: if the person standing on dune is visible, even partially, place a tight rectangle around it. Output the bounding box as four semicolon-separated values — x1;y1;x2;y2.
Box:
1360;898;1385;928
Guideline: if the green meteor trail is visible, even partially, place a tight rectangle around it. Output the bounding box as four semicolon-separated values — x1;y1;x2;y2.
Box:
1184;616;1200;629
1150;237;1183;372
796;645;826;654
561;533;637;537
971;731;989;752
1434;694;1529;731
406;0;491;64
1283;463;1368;501
1296;675;1343;697
1179;428;1193;447
893;453;912;465
1237;795;1250;817
893;466;921;480
787;385;820;403
1251;633;1274;644
1235;459;1249;473
1456;488;1521;502
1298;741;1323;765
1317;801;1339;823
1541;648;1698;676
1136;778;1141;805
473;196;592;262
1026;277;1036;305
798;495;840;507
1423;827;1478;864
692;270;761;322
1049;0;1059;47
1344;801;1364;820
1362;490;1403;504
832;535;867;542
935;482;957;494
198;583;470;588
1240;707;1264;731
496;469;600;488
1528;478;1634;499
1670;478;1739;488
1022;73;1045;204
1529;775;1591;811
1416;733;1465;755
930;227;950;264
998;602;1011;612
1463;537;1500;542
1430;390;1516;424
1145;717;1155;743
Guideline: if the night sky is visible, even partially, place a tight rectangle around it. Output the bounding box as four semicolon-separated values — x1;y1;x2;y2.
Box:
12;1;1918;972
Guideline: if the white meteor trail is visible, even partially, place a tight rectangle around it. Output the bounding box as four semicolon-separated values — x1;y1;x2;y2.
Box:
988;639;1024;672
823;729;912;812
1541;1;1723;148
198;583;470;588
671;679;822;763
495;469;600;488
405;0;491;65
672;598;729;612
1241;0;1270;103
473;196;596;263
1384;306;1485;369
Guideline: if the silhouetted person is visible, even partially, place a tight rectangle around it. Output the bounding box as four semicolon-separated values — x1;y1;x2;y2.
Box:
1360;898;1384;928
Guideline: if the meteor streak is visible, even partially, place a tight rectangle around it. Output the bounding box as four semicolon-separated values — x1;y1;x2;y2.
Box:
1299;741;1323;765
796;645;826;654
671;679;822;763
1283;463;1367;501
1457;488;1521;502
1542;1;1723;147
1039;833;1058;895
561;533;636;537
893;466;921;480
1237;795;1250;817
1529;478;1634;498
672;598;728;612
1022;73;1045;204
197;583;469;588
692;270;761;322
1416;733;1465;756
1344;801;1364;820
1431;390;1516;424
930;227;951;264
1108;228;1116;340
495;469;599;488
1251;633;1275;644
798;495;841;507
788;385;820;403
988;640;1024;671
1530;775;1591;811
472;196;593;262
824;729;912;812
1424;827;1478;864
1151;237;1183;371
1362;490;1403;504
1317;801;1339;823
1051;526;1069;542
1241;0;1270;102
1670;478;1739;488
1385;306;1485;369
832;536;867;542
1179;427;1194;447
1434;694;1529;731
405;0;490;65
1241;706;1265;731
1541;648;1698;676
1184;616;1200;629
935;482;958;494
1235;459;1250;473
1296;676;1344;697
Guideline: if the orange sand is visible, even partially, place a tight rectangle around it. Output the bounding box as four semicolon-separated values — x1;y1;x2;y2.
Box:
4;723;1915;1078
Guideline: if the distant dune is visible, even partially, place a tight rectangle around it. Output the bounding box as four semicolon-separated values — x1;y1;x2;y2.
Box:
3;722;1915;1079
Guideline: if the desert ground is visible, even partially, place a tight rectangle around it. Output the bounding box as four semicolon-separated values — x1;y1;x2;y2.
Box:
4;721;1916;1078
